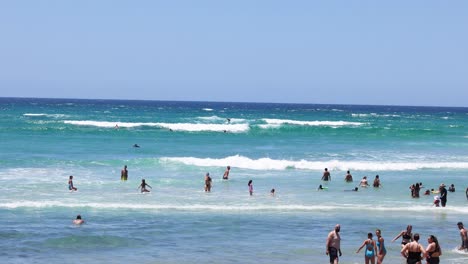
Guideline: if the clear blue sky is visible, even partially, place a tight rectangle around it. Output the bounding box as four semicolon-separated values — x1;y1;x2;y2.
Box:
1;1;467;106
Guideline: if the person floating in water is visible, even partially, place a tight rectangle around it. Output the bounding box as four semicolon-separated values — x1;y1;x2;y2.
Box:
138;179;152;193
204;173;212;192
133;144;140;148
121;165;128;181
344;187;359;192
73;214;84;225
318;184;328;190
222;166;231;180
248;180;253;196
322;168;331;181
68;175;77;191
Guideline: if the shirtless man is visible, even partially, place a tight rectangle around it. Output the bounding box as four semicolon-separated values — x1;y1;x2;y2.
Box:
121;165;128;181
457;222;468;250
222;166;231;180
345;170;353;182
322;168;331;181
326;224;342;264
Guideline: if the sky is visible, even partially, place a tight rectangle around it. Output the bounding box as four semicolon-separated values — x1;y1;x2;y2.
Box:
0;1;467;107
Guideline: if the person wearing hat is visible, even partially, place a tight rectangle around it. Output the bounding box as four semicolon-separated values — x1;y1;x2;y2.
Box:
439;184;448;207
457;222;468;250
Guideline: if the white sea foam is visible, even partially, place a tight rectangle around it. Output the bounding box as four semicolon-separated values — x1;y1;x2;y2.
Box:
24;113;67;118
197;116;246;123
162;155;468;171
262;118;365;127
202;108;213;111
351;113;400;118
64;120;250;133
2;201;468;214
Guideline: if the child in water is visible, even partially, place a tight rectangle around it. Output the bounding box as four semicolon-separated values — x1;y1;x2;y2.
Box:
68;175;77;191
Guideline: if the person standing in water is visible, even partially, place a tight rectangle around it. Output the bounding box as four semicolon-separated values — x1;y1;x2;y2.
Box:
138;179;152;193
425;235;442;264
326;224;342;264
356;232;377;264
68;175;77;191
373;175;381;188
392;225;413;247
375;229;386;264
121;165;128;181
400;233;425;264
222;166;231;180
457;222;468;250
345;170;353;182
248;180;253;196
204;173;212;192
322;168;331;181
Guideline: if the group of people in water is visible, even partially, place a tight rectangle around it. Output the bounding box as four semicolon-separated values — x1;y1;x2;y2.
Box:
322;168;382;188
327;223;468;264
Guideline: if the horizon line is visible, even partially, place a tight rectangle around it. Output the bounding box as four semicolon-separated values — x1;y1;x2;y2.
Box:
1;96;467;109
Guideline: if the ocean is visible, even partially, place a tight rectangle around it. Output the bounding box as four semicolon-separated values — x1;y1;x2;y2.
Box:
1;97;468;263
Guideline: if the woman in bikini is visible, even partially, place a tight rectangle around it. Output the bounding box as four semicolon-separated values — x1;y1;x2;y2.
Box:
357;232;377;264
392;225;413;247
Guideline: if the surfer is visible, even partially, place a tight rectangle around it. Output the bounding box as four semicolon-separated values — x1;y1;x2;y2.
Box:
68;175;77;191
73;214;84;225
138;179;152;193
222;166;231;180
121;165;128;181
226;118;231;123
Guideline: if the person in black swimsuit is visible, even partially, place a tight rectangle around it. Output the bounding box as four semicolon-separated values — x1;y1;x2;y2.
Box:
401;233;425;264
425;235;442;264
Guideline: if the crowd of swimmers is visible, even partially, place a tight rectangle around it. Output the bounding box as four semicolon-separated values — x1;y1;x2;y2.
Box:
326;223;468;264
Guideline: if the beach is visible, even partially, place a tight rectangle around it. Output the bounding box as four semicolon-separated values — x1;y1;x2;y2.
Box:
1;98;468;263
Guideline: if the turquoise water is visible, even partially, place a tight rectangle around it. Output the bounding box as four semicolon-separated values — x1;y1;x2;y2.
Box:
1;98;468;263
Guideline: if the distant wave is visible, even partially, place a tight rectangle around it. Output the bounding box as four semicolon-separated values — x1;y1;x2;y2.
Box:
162;155;468;171
202;108;213;111
196;116;246;123
64;120;249;133
351;113;400;118
2;201;468;213
24;113;67;118
262;118;365;127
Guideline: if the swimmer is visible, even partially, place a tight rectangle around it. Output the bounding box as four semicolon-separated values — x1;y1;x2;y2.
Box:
373;175;381;188
344;187;358;192
73;214;84;225
222;166;231;180
449;184;455;192
270;188;275;196
318;184;325;190
138;179;152;193
133;144;140;148
226;118;231;123
68;175;77;191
